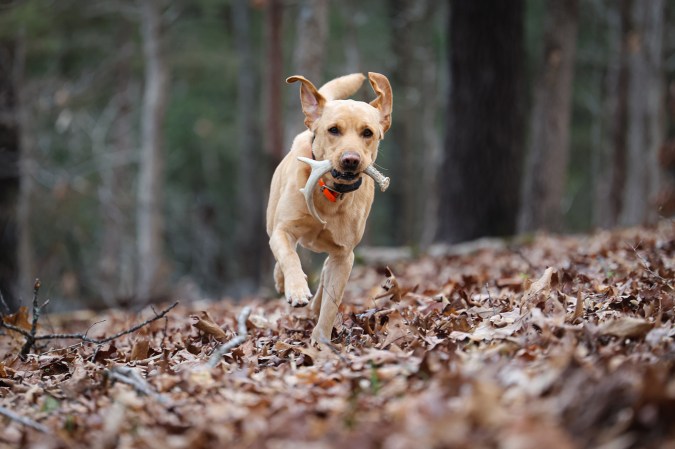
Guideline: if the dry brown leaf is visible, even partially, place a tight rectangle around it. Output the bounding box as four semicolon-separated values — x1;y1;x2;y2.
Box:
522;267;556;306
374;267;404;302
191;311;228;340
2;306;32;331
597;317;654;338
380;311;409;349
130;338;150;361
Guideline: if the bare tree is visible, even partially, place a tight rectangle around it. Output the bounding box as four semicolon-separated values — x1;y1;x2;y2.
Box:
137;0;170;300
15;29;36;300
264;0;284;167
439;0;526;243
292;0;328;84
0;40;19;309
519;0;579;232
388;0;443;247
286;0;329;143
619;0;665;225
99;33;135;306
595;0;666;227
232;0;265;293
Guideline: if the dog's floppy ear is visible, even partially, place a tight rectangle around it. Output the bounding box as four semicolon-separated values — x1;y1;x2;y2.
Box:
287;75;326;129
368;72;393;135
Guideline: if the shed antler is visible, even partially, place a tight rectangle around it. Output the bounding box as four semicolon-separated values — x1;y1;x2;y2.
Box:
298;157;391;226
364;165;390;192
298;157;333;226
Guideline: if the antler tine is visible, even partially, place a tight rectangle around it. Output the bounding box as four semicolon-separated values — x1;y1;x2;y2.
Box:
364;165;390;192
298;157;333;226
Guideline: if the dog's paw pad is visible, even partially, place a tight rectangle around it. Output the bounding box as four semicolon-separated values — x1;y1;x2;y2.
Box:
286;289;311;308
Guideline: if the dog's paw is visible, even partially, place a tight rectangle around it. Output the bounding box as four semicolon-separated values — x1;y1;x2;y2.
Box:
285;285;312;308
310;327;337;350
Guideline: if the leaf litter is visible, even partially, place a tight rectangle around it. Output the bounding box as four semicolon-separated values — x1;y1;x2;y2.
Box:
0;221;674;448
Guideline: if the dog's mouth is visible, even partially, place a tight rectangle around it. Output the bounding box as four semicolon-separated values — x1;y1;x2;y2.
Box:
331;169;359;182
297;157;390;226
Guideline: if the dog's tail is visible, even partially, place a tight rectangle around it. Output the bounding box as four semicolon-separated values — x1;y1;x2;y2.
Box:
318;73;366;101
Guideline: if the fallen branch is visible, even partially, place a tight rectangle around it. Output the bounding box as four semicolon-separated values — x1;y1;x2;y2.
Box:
106;366;171;406
206;306;251;369
1;299;178;357
0;405;51;434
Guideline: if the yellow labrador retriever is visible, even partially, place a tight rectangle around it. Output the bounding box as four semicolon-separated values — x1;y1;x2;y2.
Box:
266;72;393;344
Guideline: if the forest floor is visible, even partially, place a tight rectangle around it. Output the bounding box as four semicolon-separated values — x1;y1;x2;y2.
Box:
1;221;674;449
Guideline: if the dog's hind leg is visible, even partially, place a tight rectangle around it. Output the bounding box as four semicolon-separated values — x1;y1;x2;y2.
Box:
311;252;354;344
273;262;285;294
308;258;328;318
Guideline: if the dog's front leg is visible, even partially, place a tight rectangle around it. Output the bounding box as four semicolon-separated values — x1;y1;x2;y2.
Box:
269;229;312;307
311;251;354;344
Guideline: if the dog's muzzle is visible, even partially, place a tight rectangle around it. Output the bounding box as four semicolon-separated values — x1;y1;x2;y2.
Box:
297;157;390;226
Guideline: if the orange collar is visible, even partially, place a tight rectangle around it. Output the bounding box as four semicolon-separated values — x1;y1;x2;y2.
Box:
319;179;338;202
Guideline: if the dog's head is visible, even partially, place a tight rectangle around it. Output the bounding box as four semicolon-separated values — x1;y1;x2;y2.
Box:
287;73;393;183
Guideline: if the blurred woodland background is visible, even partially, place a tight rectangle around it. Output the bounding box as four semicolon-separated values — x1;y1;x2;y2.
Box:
0;0;674;310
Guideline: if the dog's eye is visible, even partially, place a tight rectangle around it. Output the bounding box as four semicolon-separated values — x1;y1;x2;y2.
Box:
328;126;340;135
362;128;373;138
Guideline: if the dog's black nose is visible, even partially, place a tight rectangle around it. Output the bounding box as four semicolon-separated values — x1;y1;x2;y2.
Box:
340;152;361;171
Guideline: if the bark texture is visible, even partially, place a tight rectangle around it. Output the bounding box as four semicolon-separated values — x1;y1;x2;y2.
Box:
137;0;170;300
439;0;526;243
519;0;578;232
0;41;19;309
233;0;265;294
594;0;666;227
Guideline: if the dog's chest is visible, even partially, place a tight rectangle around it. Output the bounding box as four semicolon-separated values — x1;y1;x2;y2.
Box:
297;222;350;254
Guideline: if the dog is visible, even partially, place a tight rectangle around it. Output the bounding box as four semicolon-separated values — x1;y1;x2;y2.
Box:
266;72;393;344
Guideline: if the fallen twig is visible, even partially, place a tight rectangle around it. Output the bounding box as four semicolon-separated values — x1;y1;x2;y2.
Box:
1;300;179;356
20;279;50;357
206;306;251;369
37;302;177;344
0;405;51;434
106;366;171;406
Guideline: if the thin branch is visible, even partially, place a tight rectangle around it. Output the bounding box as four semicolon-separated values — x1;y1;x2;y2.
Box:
0;405;51;434
106;366;171;406
34;302;179;343
206;306;252;369
20;279;49;357
1;302;179;356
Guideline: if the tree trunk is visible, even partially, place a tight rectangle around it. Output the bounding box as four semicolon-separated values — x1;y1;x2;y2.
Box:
595;0;665;227
264;0;284;167
618;0;665;226
439;0;526;243
340;0;361;73
519;0;578;232
388;0;443;247
0;40;19;309
99;35;134;306
293;0;328;84
15;30;35;301
137;0;170;301
286;0;329;143
594;0;629;228
232;0;265;293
